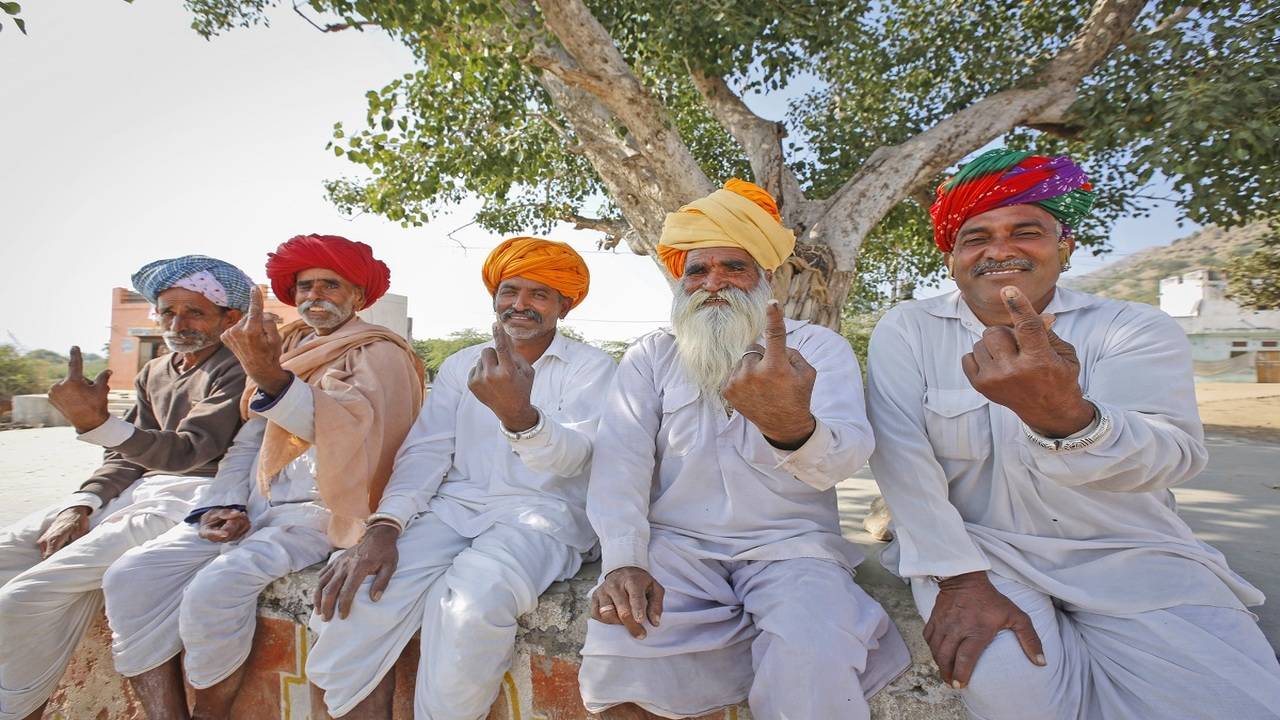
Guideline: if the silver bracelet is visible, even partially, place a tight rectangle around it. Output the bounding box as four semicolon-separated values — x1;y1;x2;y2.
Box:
1021;397;1112;452
500;407;545;441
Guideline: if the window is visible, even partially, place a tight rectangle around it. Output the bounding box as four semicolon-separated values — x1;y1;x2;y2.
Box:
1231;341;1248;347
1263;341;1278;348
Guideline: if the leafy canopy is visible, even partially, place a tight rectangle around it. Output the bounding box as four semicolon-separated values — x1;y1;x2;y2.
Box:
187;1;1279;305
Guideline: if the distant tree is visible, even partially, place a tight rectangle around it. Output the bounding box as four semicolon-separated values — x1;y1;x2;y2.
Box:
557;326;587;343
0;346;42;399
190;0;1278;330
1226;228;1280;311
412;329;490;379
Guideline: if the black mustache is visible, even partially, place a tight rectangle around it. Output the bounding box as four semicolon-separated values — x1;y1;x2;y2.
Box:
501;308;543;323
972;259;1034;276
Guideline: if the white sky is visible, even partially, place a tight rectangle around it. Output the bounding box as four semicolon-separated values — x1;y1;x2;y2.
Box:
0;2;1197;354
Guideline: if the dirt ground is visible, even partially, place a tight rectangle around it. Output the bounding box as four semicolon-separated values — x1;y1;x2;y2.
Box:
1195;382;1280;440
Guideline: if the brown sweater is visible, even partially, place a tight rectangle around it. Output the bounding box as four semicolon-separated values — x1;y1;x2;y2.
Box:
79;344;247;503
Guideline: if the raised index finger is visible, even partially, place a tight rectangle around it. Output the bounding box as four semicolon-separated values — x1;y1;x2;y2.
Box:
67;346;84;379
1001;286;1050;353
491;322;514;365
763;299;787;359
247;285;265;325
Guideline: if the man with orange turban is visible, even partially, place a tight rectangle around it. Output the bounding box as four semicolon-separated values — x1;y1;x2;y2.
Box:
306;237;615;719
579;180;909;719
867;149;1280;718
102;234;424;719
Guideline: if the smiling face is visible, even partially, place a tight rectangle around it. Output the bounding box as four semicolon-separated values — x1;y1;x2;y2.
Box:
294;268;365;334
493;276;569;342
947;204;1070;324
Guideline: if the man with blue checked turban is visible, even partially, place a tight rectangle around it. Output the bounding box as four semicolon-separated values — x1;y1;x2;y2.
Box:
0;255;251;720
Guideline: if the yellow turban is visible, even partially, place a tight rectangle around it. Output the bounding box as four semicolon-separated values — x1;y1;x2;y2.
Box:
481;236;590;310
656;179;796;278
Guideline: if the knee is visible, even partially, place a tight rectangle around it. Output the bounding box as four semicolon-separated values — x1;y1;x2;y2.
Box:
961;632;1061;717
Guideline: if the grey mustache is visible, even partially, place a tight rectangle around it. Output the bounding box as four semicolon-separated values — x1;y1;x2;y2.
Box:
501;308;543;323
972;259;1034;276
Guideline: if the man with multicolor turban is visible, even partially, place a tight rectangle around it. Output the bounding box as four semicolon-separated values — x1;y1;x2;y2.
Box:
0;255;251;720
304;237;614;719
867;148;1280;718
102;235;425;719
578;180;909;720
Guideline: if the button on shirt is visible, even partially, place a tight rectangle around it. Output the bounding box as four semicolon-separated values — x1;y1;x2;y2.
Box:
375;333;617;552
589;319;876;576
867;287;1262;615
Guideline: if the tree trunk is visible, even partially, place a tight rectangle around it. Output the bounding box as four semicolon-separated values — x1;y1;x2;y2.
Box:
772;242;853;331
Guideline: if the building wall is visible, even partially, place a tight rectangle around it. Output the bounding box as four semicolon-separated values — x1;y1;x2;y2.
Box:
107;287;412;391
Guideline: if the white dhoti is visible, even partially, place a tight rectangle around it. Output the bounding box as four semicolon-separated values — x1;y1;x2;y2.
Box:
0;474;207;720
579;534;910;720
102;521;330;687
307;513;581;719
911;573;1280;720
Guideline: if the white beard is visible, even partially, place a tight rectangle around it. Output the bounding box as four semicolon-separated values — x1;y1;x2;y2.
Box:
670;276;772;403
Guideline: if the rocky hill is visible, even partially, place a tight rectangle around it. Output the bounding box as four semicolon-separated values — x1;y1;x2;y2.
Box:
1066;222;1271;305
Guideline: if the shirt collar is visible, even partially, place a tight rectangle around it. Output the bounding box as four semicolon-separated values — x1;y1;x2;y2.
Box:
924;285;1098;323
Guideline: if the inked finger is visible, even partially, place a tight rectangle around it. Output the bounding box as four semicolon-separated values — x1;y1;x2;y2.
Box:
1001;286;1051;352
68;346;84;379
491;322;514;363
763;300;788;359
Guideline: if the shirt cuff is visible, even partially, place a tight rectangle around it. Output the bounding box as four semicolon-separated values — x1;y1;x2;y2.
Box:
76;415;136;448
252;375;315;441
600;536;650;576
771;419;837;490
248;372;295;412
185;504;246;524
373;496;419;531
64;491;103;514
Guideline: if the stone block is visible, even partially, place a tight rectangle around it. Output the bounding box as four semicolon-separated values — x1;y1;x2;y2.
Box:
12;395;71;428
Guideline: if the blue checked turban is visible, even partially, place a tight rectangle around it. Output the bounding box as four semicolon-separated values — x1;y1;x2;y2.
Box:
131;255;255;312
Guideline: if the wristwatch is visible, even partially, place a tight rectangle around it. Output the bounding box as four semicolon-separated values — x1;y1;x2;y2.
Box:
1021;397;1113;452
500;407;545;441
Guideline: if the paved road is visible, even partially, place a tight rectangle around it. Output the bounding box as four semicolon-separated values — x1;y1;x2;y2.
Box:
2;427;1277;646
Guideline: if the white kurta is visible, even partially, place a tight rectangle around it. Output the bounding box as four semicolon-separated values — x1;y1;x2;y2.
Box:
867;287;1280;718
103;388;334;687
0;475;205;720
308;333;616;719
580;320;910;720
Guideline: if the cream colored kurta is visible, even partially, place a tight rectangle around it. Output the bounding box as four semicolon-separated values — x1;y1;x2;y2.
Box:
866;287;1262;615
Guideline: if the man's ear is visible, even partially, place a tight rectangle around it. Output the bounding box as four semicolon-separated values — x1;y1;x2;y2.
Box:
223;308;244;326
558;293;573;320
763;269;774;283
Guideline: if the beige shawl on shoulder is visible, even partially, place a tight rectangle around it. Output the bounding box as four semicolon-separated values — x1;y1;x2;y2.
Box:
240;317;425;547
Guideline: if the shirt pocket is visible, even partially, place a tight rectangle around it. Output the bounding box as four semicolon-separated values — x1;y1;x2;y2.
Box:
923;387;992;461
658;383;702;457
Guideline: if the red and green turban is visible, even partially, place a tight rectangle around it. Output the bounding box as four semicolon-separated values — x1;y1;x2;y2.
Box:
929;149;1095;253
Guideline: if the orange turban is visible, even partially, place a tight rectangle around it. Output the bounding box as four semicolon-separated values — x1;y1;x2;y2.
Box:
481;237;590;310
656;179;795;278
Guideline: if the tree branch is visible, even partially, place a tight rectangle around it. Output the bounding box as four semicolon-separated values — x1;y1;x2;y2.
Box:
816;0;1147;269
532;0;713;211
292;2;379;33
688;69;816;231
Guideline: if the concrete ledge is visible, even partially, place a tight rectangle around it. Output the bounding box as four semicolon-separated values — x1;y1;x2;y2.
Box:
49;478;964;719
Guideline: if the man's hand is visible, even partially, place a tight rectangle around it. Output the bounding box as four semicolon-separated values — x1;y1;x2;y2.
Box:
198;508;251;543
722;300;817;450
47;346;112;434
314;523;400;621
962;286;1095;438
467;323;538;432
221;286;291;396
924;571;1045;689
36;507;91;558
591;566;664;639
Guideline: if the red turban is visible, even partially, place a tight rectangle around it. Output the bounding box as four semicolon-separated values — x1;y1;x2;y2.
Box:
482;237;590;309
266;234;391;309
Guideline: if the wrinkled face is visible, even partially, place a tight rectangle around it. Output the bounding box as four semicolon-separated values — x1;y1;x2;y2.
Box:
948;204;1069;315
295;268;364;332
493;276;570;341
156;287;241;354
671;246;773;401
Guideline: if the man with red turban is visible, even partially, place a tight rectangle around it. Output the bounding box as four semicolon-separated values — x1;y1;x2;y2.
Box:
868;149;1280;718
306;237;615;719
579;180;909;720
103;234;425;719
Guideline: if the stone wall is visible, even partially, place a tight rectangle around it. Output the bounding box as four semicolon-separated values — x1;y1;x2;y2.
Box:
45;559;963;720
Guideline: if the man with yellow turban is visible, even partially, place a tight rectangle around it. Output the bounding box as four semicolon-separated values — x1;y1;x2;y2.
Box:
306;237;615;719
867;149;1280;718
579;181;909;719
